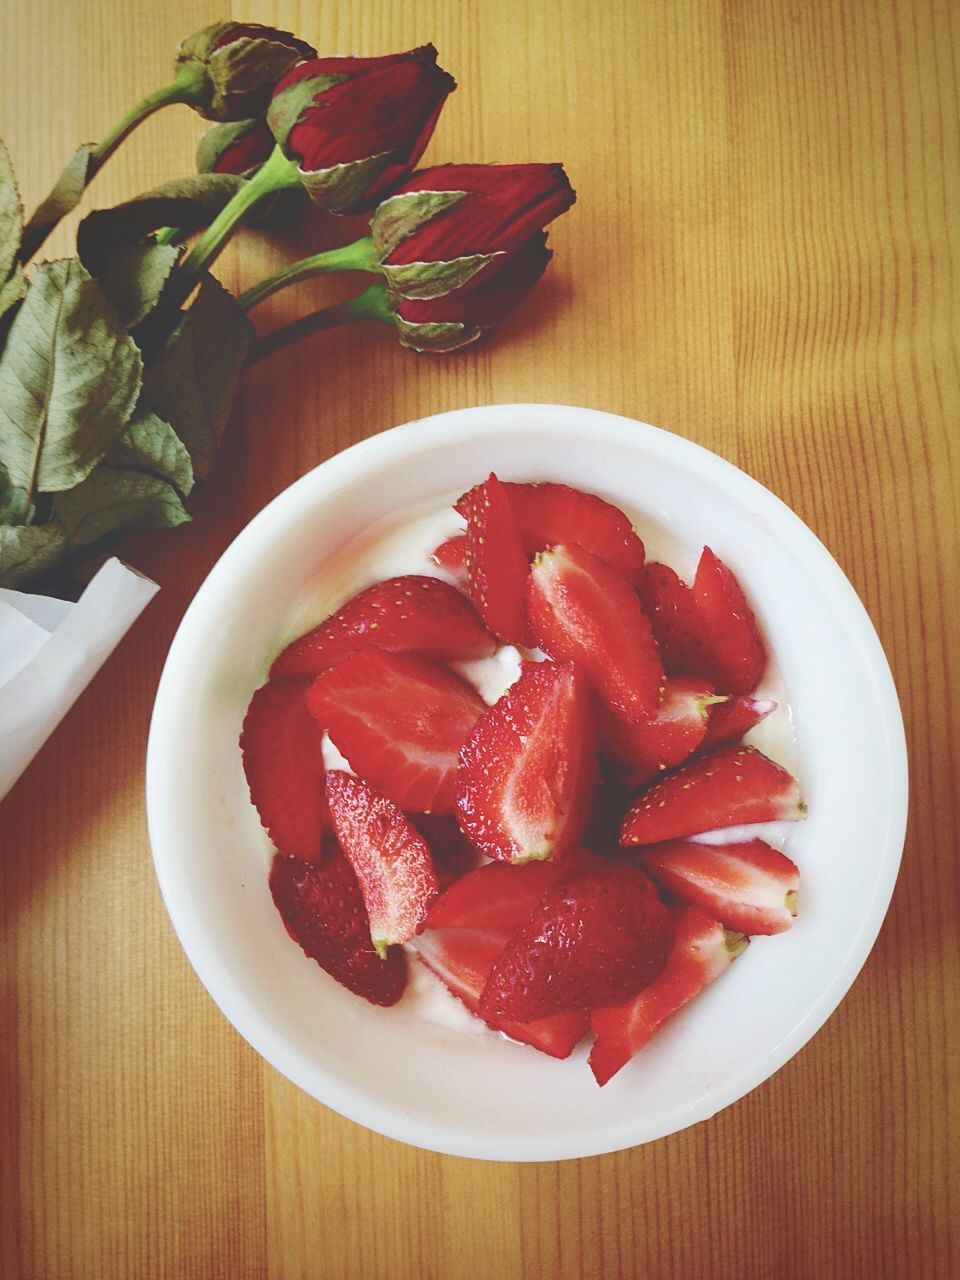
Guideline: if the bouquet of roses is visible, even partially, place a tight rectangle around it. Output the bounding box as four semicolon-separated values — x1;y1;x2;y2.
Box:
0;21;574;801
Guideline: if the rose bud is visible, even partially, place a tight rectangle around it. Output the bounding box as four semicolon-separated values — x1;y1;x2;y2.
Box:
267;45;456;214
387;232;554;352
370;162;575;299
196;119;276;177
175;21;316;121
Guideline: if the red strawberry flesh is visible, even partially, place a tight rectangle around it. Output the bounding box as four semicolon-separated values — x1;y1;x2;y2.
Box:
620;745;805;845
409;813;480;893
702;696;777;750
455;660;598;863
638;561;714;678
632;838;799;934
527;543;663;720
325;770;438;954
271;574;494;677
693;548;767;694
480;863;674;1021
426;852;602;931
269;849;407;1006
240;678;328;860
589;905;746;1084
504;481;645;583
307;648;485;813
431;534;468;581
603;675;713;787
461;473;532;646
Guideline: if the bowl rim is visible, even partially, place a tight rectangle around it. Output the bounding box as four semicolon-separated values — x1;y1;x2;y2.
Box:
146;403;908;1161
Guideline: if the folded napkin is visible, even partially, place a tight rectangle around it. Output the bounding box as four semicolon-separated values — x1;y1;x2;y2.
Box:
0;558;158;801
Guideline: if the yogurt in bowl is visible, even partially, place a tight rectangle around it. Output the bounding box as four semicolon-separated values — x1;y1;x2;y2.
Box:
146;404;907;1161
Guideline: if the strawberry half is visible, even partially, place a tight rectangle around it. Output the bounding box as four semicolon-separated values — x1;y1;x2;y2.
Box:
527;543;663;720
632;838;800;934
410;813;480;893
431;534;468;583
455;660;598;863
702;696;777;751
603;675;714;787
504;482;645;583
413;927;589;1059
589;905;747;1084
426;853;601;930
638;561;713;678
269;849;407;1006
693;548;767;694
308;649;485;814
461;473;532;646
620;745;806;845
479;863;674;1021
271;574;494;677
325;771;438;955
240;678;328;860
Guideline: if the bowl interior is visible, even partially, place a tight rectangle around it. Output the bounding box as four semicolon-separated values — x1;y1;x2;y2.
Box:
147;405;906;1161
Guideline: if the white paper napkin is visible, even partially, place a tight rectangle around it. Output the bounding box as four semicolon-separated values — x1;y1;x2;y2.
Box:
0;558;158;801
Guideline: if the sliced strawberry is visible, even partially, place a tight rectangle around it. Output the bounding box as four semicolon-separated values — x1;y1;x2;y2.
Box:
693;548;767;694
410;813;480;892
527;543;663;720
702;696;777;750
632;838;800;934
620;745;805;845
637;561;713;678
455;660;598;863
412;927;588;1058
240;678;328;860
426;852;601;930
603;675;714;787
431;534;468;582
589;905;747;1084
480;863;674;1021
505;482;645;583
271;574;494;677
461;473;532;646
307;649;485;814
269;849;407;1006
325;771;438;955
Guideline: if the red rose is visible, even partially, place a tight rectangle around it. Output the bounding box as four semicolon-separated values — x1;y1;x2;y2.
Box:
196;119;276;177
268;46;456;213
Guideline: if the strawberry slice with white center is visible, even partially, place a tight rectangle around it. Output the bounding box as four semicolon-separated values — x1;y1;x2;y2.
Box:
693;548;767;693
603;675;715;787
430;534;468;584
269;848;408;1006
702;695;777;750
308;648;486;814
589;905;747;1085
527;543;664;720
325;771;438;955
505;481;645;583
412;926;589;1059
461;473;532;646
637;561;713;678
620;744;805;845
240;678;328;860
271;574;494;677
455;660;598;863
632;838;800;934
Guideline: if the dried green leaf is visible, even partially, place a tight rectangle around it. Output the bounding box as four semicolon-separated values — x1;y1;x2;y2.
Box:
267;73;344;149
20;144;96;263
77;174;243;278
0;460;33;523
105;409;194;497
0;138;23;284
371;189;467;260
142;275;253;478
0;259;142;493
0;522;66;587
91;242;181;328
394;316;481;354
382;252;492;301
52;467;189;549
0;263;26;325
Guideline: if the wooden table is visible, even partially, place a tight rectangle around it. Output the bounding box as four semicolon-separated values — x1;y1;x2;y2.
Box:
2;2;957;1276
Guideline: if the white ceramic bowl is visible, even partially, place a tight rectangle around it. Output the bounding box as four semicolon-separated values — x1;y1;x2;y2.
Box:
146;404;907;1161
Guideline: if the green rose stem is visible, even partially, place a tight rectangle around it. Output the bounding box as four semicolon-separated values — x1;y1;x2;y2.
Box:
19;62;209;262
245;281;392;365
236;236;378;311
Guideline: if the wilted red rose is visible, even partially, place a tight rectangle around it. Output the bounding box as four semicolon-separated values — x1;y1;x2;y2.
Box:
268;45;456;213
196;119;276;177
387;232;553;352
370;163;575;299
176;21;316;121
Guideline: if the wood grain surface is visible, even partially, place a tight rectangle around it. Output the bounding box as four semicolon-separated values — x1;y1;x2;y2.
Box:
2;1;958;1277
